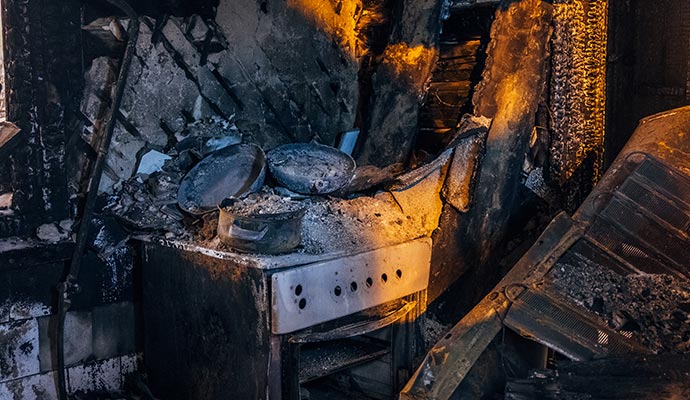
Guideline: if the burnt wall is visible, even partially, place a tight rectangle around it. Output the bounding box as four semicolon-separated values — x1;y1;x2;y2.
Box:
0;0;83;238
0;1;143;396
415;6;494;156
0;238;141;397
606;0;690;167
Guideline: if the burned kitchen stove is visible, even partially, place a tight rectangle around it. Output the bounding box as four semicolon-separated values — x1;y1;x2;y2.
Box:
131;139;447;400
141;237;431;400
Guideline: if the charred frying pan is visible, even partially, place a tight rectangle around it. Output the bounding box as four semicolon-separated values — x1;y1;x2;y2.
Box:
267;143;356;194
177;143;266;214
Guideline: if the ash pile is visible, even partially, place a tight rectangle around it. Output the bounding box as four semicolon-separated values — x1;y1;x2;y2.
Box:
546;258;690;353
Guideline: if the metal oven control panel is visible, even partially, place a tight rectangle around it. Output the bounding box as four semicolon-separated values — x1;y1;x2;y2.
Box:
271;238;432;334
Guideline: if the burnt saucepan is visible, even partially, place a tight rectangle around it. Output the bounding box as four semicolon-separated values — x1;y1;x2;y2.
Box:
217;197;305;254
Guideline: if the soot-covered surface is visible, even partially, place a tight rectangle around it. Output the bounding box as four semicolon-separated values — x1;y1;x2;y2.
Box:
545;253;690;353
196;188;428;256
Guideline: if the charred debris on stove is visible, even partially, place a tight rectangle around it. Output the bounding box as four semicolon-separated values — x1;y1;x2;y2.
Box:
70;9;500;260
97;121;489;255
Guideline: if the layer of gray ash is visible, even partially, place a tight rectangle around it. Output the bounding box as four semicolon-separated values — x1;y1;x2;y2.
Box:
196;188;427;255
221;188;304;216
544;254;690;353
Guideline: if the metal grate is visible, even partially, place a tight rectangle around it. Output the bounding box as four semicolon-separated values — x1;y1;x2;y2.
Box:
619;177;690;235
585;156;690;277
587;217;675;275
602;196;688;268
504;290;647;361
568;239;633;275
634;157;690;209
509;155;690;361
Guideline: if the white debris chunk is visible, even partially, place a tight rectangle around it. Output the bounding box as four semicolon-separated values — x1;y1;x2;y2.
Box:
36;223;70;243
136;150;172;176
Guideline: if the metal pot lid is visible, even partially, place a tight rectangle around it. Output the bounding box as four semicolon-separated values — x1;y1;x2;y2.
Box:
177;143;266;214
267;143;356;195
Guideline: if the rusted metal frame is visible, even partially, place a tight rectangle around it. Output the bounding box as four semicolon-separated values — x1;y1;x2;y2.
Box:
400;213;583;400
55;2;139;398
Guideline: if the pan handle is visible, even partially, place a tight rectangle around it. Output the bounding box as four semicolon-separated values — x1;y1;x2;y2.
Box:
227;222;269;241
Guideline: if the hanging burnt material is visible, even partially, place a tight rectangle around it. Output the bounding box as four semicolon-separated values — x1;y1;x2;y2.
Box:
548;0;608;209
462;0;554;266
356;0;447;167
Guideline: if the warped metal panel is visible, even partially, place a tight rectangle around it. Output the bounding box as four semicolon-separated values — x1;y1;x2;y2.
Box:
271;239;431;334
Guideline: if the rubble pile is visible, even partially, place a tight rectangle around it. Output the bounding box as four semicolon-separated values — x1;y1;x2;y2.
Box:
99;132;442;256
546;257;690;353
73;10;487;258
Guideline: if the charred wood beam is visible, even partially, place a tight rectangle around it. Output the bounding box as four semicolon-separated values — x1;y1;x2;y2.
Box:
56;1;140;398
506;353;690;400
356;0;445;167
463;0;553;266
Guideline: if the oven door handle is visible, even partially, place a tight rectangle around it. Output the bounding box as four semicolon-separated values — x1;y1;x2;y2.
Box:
288;301;417;344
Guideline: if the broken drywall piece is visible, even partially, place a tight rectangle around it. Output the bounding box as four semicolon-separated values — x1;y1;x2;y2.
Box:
136;150;172;176
442;135;486;213
99;125;147;194
82;17;127;42
36;222;71;243
59;219;74;233
447;114;492;147
80;57;117;146
390;150;453;234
